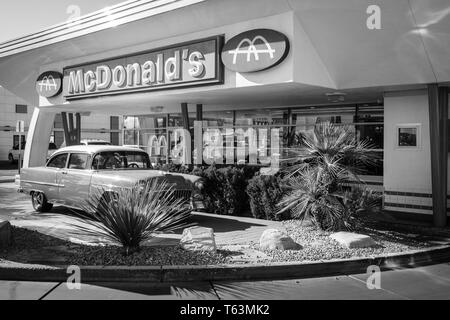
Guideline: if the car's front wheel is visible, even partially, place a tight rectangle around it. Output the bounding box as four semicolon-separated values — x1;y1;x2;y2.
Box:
31;192;53;213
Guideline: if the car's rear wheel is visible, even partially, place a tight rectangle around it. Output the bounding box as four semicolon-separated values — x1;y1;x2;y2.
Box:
8;154;15;164
31;192;53;213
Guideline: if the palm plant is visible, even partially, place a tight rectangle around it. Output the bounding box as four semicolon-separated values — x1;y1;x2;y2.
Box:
288;122;378;179
278;121;380;231
70;179;192;255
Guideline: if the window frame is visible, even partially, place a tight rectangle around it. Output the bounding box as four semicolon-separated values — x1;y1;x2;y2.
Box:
67;153;90;171
395;123;422;150
46;153;69;169
91;151;151;170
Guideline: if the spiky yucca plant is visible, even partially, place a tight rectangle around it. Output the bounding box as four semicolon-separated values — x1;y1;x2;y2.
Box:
278;122;380;231
71;180;192;255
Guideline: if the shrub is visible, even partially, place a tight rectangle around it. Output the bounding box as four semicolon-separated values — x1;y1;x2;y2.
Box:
155;163;259;216
246;174;286;221
70;180;192;255
200;165;250;216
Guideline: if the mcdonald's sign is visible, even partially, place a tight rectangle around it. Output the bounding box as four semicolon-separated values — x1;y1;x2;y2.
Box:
36;71;63;98
221;29;290;73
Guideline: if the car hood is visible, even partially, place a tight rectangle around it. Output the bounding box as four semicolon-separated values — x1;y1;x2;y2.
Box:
92;170;201;188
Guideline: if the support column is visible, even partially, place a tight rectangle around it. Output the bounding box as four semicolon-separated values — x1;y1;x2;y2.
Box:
23;108;56;168
428;84;448;227
181;103;190;131
195;104;203;166
61;112;81;146
196;104;203;122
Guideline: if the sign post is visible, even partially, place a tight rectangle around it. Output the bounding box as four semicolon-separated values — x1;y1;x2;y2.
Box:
16;120;25;174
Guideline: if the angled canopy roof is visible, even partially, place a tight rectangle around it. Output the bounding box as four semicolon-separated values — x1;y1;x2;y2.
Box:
0;0;448;107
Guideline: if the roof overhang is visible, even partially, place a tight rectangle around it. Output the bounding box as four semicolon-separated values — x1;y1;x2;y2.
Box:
0;0;448;109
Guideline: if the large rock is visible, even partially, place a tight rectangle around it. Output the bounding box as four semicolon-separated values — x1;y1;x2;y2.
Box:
330;232;376;249
0;221;12;248
180;227;217;253
259;229;302;251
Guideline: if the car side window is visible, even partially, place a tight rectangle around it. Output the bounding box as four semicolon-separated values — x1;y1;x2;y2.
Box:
47;153;68;169
68;153;89;170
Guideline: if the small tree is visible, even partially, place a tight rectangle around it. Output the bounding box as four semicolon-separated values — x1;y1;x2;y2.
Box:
277;122;380;231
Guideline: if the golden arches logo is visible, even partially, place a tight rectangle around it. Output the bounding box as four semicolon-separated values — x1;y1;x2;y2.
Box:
38;75;58;92
228;35;276;64
148;135;168;156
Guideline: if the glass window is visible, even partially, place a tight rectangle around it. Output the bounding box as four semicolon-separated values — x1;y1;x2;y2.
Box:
47;153;68;169
235;109;285;126
15;105;28;114
203;111;234;127
13;135;26;150
68;153;89;170
92;151;151;170
168;113;196;128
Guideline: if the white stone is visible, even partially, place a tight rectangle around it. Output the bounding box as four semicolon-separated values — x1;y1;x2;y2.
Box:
180;227;217;253
330;232;377;249
259;229;302;251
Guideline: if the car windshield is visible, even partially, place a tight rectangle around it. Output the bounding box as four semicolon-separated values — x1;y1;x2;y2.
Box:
92;151;152;170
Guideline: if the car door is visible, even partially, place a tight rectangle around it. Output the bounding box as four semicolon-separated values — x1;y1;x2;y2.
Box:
57;153;93;208
42;153;69;202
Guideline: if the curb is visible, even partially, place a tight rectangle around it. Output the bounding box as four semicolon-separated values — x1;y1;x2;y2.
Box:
0;178;15;184
1;245;450;283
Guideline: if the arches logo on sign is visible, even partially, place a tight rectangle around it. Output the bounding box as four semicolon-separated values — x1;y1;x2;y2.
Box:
221;29;290;73
36;71;63;98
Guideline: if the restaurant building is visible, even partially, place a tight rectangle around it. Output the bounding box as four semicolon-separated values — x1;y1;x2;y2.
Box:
0;0;448;226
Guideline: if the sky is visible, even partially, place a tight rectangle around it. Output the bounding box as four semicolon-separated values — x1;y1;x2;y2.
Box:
0;0;126;43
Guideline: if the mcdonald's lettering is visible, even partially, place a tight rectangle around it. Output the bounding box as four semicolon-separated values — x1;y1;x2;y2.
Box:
222;29;290;73
63;36;223;99
36;71;63;98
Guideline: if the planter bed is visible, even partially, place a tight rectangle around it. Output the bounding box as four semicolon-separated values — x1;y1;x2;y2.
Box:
1;220;449;268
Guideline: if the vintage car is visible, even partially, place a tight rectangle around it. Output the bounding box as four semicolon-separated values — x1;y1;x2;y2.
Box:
19;145;203;213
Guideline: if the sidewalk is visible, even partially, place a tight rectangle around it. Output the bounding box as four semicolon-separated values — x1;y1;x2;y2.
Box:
1;263;450;300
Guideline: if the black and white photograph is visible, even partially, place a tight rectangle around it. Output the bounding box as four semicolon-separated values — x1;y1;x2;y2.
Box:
0;0;449;307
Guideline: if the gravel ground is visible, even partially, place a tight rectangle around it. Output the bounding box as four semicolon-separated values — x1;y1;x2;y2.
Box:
0;227;229;266
68;246;229;266
249;220;440;263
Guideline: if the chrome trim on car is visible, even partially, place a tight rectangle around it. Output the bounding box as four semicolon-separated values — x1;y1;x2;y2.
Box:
21;180;64;188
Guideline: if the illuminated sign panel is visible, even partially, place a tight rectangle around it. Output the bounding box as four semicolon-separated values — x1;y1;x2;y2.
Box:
221;29;290;73
63;36;224;99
